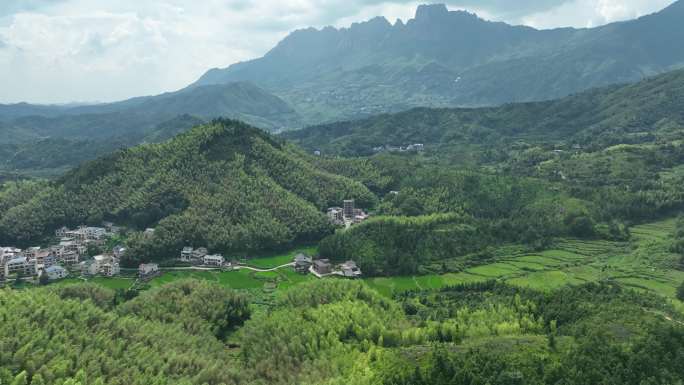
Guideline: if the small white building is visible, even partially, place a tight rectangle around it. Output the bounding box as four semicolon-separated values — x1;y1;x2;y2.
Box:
203;254;225;266
4;256;35;277
44;265;69;280
327;207;345;225
139;263;160;277
193;247;208;260
180;247;194;262
84;255;120;277
340;260;362;278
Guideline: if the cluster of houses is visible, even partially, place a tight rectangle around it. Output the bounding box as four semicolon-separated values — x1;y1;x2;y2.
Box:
176;247;363;279
293;254;362;278
372;143;425;153
0;223;125;284
179;247;228;266
327;199;369;226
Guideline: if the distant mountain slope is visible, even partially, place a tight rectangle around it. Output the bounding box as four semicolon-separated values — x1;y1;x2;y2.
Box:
0;82;300;144
283;68;684;156
0;119;376;261
197;2;684;124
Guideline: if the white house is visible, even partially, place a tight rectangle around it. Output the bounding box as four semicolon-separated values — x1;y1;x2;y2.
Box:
44;265;68;280
4;256;35;277
139;263;159;277
203;254;225;266
180;247;194;262
84;255;120;277
340;260;362;278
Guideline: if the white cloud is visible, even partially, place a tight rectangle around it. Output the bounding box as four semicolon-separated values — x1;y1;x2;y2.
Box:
521;0;674;28
0;0;677;103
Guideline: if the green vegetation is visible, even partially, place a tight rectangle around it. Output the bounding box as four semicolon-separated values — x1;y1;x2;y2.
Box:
246;246;317;269
0;120;374;265
2;279;683;384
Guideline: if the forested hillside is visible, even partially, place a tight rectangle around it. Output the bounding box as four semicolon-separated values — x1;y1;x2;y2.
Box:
285;68;684;156
0;119;375;263
197;1;684;124
2;279;683;384
306;70;684;275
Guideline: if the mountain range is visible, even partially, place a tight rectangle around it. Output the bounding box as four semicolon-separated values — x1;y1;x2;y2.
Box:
2;2;684;177
0;82;300;144
198;1;684;124
0;82;301;176
284;68;684;157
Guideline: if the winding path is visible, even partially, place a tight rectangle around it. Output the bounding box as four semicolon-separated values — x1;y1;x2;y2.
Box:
161;262;295;273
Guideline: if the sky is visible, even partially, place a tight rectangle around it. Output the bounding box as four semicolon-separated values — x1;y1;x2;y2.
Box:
0;0;676;104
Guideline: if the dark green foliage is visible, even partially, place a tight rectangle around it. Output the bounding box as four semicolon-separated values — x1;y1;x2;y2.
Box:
119;280;250;338
383;282;684;385
3;279;684;385
320;214;490;275
319;164;598;275
677;282;684;301
53;283;117;309
0;285;243;385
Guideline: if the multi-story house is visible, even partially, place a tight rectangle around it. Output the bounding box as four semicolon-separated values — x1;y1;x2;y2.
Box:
4;256;36;277
139;263;160;278
203;254;225;266
82;255;120;277
180;247;194;262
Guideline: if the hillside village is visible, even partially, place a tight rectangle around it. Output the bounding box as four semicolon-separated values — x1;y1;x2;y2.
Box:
0;200;367;287
0;223;125;284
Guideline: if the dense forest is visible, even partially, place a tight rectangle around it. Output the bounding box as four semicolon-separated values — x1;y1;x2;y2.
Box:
1;279;683;384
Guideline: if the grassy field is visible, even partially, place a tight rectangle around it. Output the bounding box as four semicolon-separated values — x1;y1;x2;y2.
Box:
148;267;315;291
362;218;684;306
243;246;317;269
42;219;684;310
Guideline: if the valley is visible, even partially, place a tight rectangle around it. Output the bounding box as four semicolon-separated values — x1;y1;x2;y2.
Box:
2;2;684;385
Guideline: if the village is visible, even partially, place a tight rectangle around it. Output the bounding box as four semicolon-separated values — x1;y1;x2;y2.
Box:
0;199;367;286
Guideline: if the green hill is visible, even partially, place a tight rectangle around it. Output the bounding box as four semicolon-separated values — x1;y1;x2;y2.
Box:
0;119;375;263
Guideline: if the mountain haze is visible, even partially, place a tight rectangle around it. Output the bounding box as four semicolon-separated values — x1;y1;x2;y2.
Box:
197;2;684;124
284;68;684;156
0;82;300;144
0;82;301;176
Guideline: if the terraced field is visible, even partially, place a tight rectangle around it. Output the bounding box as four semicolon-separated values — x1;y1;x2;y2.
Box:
365;218;684;308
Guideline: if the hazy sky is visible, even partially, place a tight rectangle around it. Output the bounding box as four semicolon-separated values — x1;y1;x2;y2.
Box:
0;0;676;104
